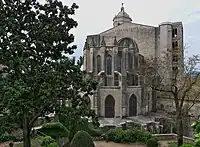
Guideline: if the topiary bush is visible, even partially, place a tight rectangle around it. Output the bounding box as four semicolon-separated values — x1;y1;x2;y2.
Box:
106;128;152;144
147;138;159;147
70;130;95;147
40;136;59;147
39;122;69;139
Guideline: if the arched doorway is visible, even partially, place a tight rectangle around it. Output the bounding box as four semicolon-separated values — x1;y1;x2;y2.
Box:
129;94;137;116
105;95;115;118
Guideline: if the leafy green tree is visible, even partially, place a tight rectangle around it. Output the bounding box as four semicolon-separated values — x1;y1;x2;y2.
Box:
0;0;97;147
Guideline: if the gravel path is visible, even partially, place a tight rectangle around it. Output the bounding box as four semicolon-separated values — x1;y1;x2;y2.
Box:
94;141;146;147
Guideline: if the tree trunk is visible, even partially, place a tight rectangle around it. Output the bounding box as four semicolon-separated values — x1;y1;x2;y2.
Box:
176;113;183;147
23;110;31;147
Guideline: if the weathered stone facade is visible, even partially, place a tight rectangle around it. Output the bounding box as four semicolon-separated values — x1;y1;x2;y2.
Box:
83;5;183;119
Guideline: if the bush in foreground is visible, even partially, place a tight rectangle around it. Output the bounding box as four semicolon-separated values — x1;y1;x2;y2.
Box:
40;136;59;147
147;138;159;147
106;128;152;144
70;130;95;147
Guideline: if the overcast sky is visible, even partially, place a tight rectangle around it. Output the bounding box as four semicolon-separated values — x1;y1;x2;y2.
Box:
40;0;200;58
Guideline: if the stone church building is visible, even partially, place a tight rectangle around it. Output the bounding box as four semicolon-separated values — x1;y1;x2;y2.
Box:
83;4;183;119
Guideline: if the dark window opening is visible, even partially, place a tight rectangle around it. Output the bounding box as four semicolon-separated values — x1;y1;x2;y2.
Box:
127;74;139;86
172;55;178;62
117;51;122;72
114;73;119;86
106;55;112;75
128;52;133;70
97;55;101;73
134;55;138;69
172;41;178;49
172;28;178;38
172;66;178;74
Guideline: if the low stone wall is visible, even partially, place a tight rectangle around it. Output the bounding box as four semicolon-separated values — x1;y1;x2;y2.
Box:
153;133;194;143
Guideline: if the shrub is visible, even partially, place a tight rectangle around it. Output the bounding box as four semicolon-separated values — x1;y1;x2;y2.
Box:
100;125;116;133
181;144;194;147
40;136;59;147
70;130;95;147
87;127;102;137
133;129;152;143
39;122;69;139
0;133;15;143
106;128;152;144
195;123;200;133
147;138;159;147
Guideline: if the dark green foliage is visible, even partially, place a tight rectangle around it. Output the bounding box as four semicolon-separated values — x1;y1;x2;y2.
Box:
192;120;200;147
195;123;200;133
39;122;69;139
106;128;152;144
100;126;116;133
181;144;194;147
59;106;99;140
133;129;152;143
147;138;159;147
0;133;15;143
40;136;59;147
87;126;102;137
168;142;194;147
70;130;95;147
126;122;141;130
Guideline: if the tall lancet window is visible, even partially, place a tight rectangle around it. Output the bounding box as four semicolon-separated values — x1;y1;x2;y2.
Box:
106;55;112;75
117;51;122;72
97;55;101;73
134;54;138;69
128;52;133;70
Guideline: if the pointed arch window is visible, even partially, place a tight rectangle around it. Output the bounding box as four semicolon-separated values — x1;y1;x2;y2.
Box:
127;73;139;86
116;51;122;72
97;55;101;73
114;73;119;86
128;52;133;70
106;55;112;75
134;54;138;69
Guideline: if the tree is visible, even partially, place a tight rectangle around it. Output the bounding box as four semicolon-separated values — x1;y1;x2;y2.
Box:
143;51;200;146
0;0;97;147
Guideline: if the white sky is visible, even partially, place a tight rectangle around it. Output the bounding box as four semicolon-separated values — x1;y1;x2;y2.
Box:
39;0;200;57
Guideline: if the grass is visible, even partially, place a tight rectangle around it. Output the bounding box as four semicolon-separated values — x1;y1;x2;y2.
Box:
168;141;194;147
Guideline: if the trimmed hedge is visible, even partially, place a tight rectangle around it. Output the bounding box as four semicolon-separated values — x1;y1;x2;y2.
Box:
106;128;152;144
39;122;69;139
70;130;95;147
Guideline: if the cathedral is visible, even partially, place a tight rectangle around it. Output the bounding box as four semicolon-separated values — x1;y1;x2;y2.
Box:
83;4;183;119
